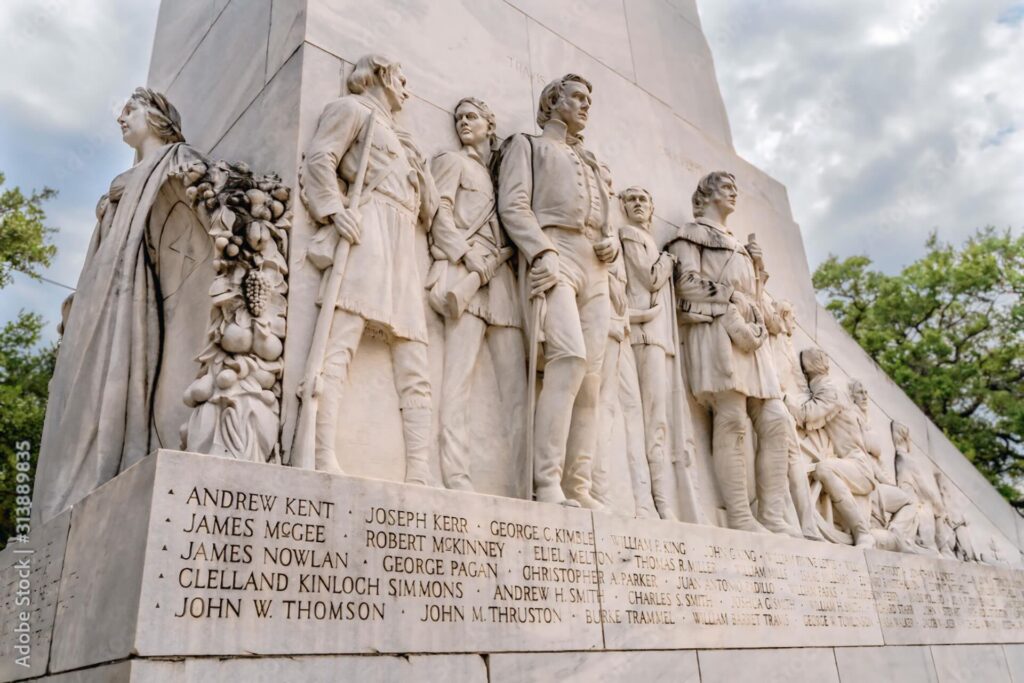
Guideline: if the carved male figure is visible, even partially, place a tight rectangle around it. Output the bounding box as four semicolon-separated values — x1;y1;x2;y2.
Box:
892;421;944;553
846;379;914;536
669;172;794;534
937;474;978;561
787;349;876;547
593;253;658;516
428;97;525;491
498;74;619;507
618;187;683;520
765;298;823;540
301;55;437;483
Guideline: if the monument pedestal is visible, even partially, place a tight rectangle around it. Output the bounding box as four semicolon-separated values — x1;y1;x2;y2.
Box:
3;450;1022;681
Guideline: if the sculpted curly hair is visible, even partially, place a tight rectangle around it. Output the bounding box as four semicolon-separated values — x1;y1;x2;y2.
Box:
536;74;592;128
129;87;185;144
691;171;736;218
347;54;401;95
454;96;497;149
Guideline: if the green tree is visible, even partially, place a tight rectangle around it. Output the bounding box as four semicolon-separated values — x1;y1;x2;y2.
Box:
0;172;57;545
0;314;56;545
813;228;1024;510
0;172;57;286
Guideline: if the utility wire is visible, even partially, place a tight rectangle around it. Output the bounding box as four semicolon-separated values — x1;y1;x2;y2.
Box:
13;268;75;292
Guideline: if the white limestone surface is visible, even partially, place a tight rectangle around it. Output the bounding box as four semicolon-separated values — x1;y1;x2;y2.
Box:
696;647;840;683
49;458;158;673
929;643;1013;682
134;451;604;658
36;655;486;683
593;512;883;649
0;511;70;681
867;548;1024;645
14;449;1024;680
488;650;700;683
833;645;939;683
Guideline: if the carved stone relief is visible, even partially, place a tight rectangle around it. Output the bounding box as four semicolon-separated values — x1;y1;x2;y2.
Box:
180;162;291;463
31;58;1011;568
497;73;619;509
668;172;796;537
32;88;293;524
295;55;437;486
427;97;526;494
786;348;876;547
767;297;824;541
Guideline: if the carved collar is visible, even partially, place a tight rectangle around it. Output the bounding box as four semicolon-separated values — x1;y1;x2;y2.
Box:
675;219;746;252
541;119;585;146
462;144;489;169
696;217;733;237
354;93;395;123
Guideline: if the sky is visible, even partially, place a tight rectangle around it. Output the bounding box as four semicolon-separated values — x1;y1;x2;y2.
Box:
700;0;1024;269
1;0;1022;342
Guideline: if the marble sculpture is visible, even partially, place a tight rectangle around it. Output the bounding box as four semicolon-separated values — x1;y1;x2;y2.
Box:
31;55;997;564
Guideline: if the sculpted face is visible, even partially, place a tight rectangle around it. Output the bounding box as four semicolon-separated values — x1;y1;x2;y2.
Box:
620;189;653;226
454;102;489;147
382;65;410;113
849;381;869;410
117;97;155;151
552;80;591;135
712;176;738;218
777;301;795;335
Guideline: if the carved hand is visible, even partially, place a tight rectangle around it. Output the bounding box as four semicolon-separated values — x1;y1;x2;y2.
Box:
530;251;560;297
482;253;500;283
331;209;361;244
746;240;764;265
593;237;619;263
463;248;490;280
730;290;754;317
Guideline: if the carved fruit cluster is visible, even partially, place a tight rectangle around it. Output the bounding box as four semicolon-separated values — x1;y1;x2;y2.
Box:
244;269;271;317
178;160;291;463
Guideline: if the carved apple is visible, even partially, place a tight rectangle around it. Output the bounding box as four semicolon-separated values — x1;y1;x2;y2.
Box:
222;322;253;354
216;368;238;389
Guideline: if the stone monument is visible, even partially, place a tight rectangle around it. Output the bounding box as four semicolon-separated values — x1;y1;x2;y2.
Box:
2;1;1022;681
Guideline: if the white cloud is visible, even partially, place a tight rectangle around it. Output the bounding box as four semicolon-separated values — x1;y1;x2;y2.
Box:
0;0;160;338
701;0;1024;272
2;0;1021;340
0;0;160;133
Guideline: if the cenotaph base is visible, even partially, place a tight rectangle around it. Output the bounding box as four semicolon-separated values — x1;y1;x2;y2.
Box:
2;1;1022;681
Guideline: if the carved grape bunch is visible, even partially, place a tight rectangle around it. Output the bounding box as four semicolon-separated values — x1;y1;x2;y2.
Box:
244;269;270;317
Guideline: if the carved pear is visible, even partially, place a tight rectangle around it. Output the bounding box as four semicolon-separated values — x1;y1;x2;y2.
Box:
253;326;283;361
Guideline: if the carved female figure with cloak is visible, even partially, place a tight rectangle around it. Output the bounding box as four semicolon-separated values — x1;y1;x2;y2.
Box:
34;89;207;523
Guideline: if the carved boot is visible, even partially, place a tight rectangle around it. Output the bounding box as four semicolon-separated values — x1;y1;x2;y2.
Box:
313;385;345;475
648;447;678;521
756;437;803;538
564;453;604;510
715;448;768;534
785;423;823;540
834;494;876;548
563;373;604;511
401;406;432;486
789;460;824;540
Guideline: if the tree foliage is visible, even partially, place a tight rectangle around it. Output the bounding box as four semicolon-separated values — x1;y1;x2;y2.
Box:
0;313;56;545
0;172;57;545
814;228;1024;509
0;172;57;287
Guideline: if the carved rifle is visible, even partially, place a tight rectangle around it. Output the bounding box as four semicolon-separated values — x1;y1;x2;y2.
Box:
292;109;377;469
